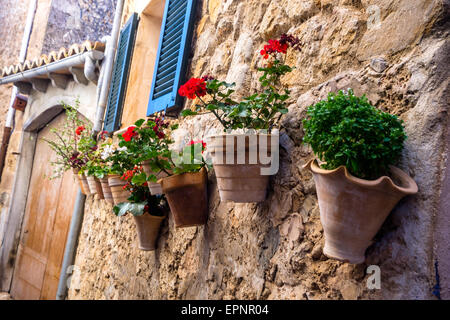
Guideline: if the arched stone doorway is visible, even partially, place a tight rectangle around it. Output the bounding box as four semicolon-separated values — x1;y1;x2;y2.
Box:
10;113;80;299
0;93;95;299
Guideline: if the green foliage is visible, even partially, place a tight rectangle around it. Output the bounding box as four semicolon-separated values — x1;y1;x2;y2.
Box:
113;166;168;217
115;118;176;180
181;38;297;131
171;142;208;175
113;195;167;217
302;90;407;180
41;99;92;179
113;201;146;216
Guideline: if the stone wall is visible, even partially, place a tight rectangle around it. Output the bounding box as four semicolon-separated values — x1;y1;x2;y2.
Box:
42;0;117;54
0;0;30;144
69;0;450;300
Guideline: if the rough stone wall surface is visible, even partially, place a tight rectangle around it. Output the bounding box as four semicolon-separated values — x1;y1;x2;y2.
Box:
0;0;30;143
69;0;449;300
42;0;117;54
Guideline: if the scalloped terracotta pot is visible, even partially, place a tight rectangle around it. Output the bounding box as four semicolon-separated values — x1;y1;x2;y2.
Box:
305;159;418;264
108;175;130;205
133;214;166;251
86;175;104;199
208;134;274;203
142;161;168;195
159;167;208;228
99;177;113;204
73;169;91;195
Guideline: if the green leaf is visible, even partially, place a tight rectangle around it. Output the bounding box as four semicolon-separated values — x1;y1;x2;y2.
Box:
113;202;147;217
131;172;147;186
134;119;145;127
181;109;198;117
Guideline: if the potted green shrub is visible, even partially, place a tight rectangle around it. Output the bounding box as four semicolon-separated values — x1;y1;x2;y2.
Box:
302;90;418;264
113;165;167;251
42;100;91;195
180;34;301;202
158;140;209;228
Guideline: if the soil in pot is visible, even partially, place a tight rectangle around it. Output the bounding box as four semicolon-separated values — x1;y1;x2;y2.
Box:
108;175;130;205
159;167;208;228
208;134;275;202
133;213;166;251
99;177;113;204
86;175;104;199
142;161;168;195
73;168;91;195
305;159;418;264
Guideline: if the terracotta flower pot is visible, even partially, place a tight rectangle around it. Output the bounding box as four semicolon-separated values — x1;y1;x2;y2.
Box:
99;177;114;204
305;159;418;264
142;161;168;195
208;134;274;203
86;175;104;199
133;214;166;251
159;167;208;228
108;175;130;205
73;168;91;195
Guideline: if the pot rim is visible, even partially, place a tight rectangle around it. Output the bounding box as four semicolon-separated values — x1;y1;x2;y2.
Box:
304;159;418;195
207;133;273;138
134;213;166;221
158;167;207;192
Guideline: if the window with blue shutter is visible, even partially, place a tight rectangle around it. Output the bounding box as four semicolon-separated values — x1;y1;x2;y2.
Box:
103;13;139;133
147;0;197;116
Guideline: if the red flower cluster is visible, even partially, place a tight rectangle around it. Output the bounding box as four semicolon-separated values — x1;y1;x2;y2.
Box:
178;78;207;99
75;126;85;136
120;165;145;190
122;126;137;142
121;169;134;181
260;39;288;59
260;34;301;59
188;140;206;153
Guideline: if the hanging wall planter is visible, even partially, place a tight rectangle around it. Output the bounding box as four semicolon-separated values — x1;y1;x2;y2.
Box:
159;167;208;228
99;177;114;204
133;213;166;251
208;134;273;203
73;169;91;195
108;175;130;205
304;159;418;264
86;175;104;199
142;160;168;195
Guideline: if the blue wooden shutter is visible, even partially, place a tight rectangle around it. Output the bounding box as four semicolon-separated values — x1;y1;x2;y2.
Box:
103;13;139;133
147;0;197;116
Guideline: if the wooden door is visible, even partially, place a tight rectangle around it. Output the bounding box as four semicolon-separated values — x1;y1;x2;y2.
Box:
10;114;79;300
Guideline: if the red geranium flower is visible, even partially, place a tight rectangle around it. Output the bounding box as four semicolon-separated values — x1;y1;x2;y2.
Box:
178;78;207;99
121;170;134;181
122;126;137;142
75;126;85;135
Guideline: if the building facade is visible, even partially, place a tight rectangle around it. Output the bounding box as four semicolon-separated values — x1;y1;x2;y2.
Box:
0;0;449;300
